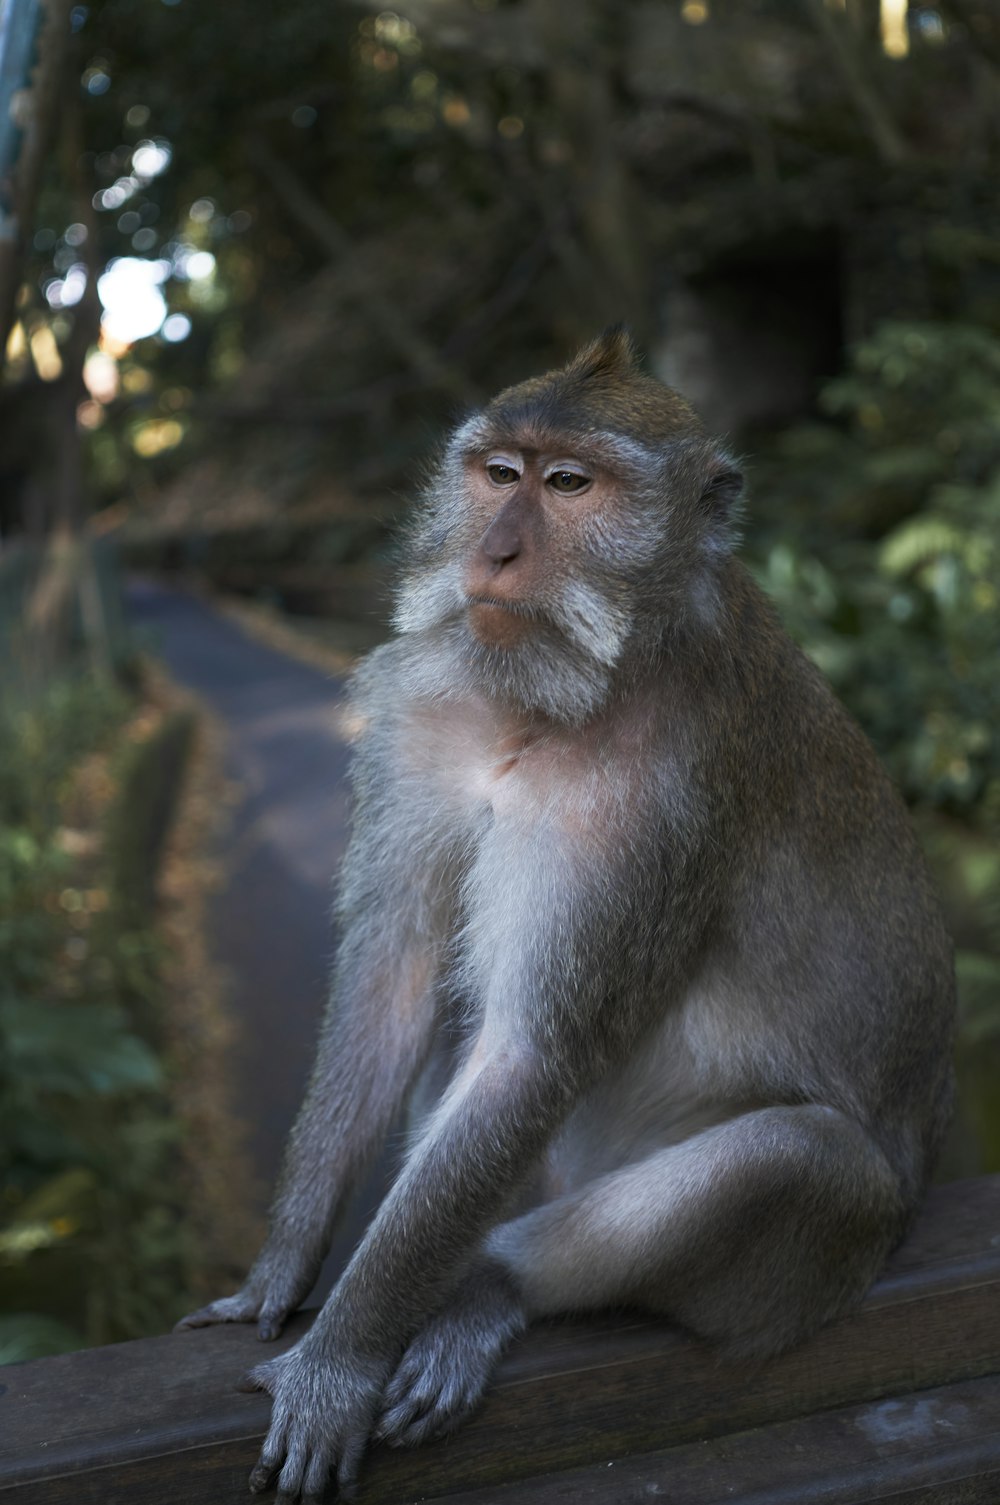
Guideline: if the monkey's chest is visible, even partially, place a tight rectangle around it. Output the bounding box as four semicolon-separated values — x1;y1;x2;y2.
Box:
451;730;547;818
463;752;530;820
408;705;594;827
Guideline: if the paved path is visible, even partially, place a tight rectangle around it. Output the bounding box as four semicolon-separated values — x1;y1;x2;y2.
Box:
127;580;391;1295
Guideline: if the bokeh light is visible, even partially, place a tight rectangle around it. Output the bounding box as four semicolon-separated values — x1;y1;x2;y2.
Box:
161;313;192;342
132;140;172;178
97;258;168;342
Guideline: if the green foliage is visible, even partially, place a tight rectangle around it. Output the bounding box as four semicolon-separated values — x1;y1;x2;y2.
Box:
747;320;1000;1170
0;675;195;1361
105;708;194;926
0;674;129;834
750;322;1000;813
0;1315;83;1365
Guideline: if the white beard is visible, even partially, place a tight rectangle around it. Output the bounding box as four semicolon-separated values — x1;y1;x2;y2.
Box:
392;545;639;724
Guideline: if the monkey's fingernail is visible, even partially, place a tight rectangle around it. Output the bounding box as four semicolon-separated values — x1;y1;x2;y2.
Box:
258;1321;278;1341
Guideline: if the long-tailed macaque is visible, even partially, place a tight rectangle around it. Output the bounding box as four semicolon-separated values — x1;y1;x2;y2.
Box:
177;329;955;1502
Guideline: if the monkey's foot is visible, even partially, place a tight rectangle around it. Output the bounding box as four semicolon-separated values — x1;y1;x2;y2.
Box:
376;1261;526;1448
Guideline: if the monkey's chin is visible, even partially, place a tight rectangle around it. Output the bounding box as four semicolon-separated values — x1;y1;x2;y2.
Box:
467;600;533;650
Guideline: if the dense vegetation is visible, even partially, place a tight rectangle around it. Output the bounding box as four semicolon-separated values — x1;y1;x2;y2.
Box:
747;321;1000;1171
0;664;197;1362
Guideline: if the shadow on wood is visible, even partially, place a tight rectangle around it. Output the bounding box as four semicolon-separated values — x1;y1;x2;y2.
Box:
2;1178;1000;1504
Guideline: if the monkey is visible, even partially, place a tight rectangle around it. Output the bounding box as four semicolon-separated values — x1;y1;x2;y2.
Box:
176;328;955;1503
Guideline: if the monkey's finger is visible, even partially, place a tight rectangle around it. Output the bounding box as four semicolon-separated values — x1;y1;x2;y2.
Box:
249;1461;280;1495
256;1309;288;1342
173;1311;207;1332
335;1432;367;1501
303;1449;334;1499
249;1415;290;1494
273;1444;310;1501
248;1453;282;1494
174;1301;237;1331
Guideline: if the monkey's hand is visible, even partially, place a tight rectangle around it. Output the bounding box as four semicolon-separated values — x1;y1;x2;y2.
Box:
241;1331;390;1501
174;1244;321;1342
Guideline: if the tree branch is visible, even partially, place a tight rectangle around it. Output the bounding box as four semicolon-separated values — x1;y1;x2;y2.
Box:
800;0;909;166
246;133;477;402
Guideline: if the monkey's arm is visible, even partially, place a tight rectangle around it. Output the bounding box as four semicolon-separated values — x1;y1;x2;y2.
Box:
243;1033;573;1498
176;937;441;1339
177;705;451;1340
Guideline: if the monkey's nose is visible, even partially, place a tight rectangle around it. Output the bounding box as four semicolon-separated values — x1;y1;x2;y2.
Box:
480;513;522;568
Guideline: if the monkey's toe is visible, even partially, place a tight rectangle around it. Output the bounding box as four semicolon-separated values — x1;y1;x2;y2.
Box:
377;1349;485;1447
378;1386;472;1448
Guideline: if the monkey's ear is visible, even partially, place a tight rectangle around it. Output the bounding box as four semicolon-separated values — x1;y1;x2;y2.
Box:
564;325;640;384
700;459;743;526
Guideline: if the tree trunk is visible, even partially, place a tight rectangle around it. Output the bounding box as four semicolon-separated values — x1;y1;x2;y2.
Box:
0;0;74;372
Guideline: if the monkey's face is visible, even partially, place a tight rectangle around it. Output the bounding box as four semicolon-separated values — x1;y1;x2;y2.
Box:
394;425;658;723
464;448;587;651
393;331;742;724
461;443;626;655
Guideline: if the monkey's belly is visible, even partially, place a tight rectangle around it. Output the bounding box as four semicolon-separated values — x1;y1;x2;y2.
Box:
541;1022;722;1196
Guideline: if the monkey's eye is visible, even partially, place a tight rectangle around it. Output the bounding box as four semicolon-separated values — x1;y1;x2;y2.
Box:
547;470;588;494
486;463;519;486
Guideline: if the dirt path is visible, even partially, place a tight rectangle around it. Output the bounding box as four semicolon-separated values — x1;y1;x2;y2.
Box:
127;579;391;1296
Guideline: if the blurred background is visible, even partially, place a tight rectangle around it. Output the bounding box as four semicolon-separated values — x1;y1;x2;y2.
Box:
1;0;998;1364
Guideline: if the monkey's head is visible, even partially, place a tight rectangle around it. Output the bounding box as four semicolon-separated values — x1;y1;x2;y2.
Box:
395;327;742;723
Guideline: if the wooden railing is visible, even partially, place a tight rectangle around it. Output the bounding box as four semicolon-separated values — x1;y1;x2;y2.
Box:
3;1177;1000;1504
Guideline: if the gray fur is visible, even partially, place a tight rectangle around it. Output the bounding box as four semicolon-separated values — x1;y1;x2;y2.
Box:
177;333;955;1502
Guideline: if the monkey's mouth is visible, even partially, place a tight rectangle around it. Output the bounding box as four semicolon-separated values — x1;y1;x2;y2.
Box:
465;594;534;618
465;594;539;648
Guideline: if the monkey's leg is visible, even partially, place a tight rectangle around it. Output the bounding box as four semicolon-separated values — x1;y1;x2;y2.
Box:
487;1104;908;1361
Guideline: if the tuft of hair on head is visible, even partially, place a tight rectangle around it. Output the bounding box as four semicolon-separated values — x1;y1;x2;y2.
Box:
480;325;704;448
561;324;641;386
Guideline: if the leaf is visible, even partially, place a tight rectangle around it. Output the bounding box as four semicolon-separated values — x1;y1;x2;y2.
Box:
0;999;163;1097
4;1166;97;1228
0;1314;84;1365
956;951;1000;1043
880;517;967;577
